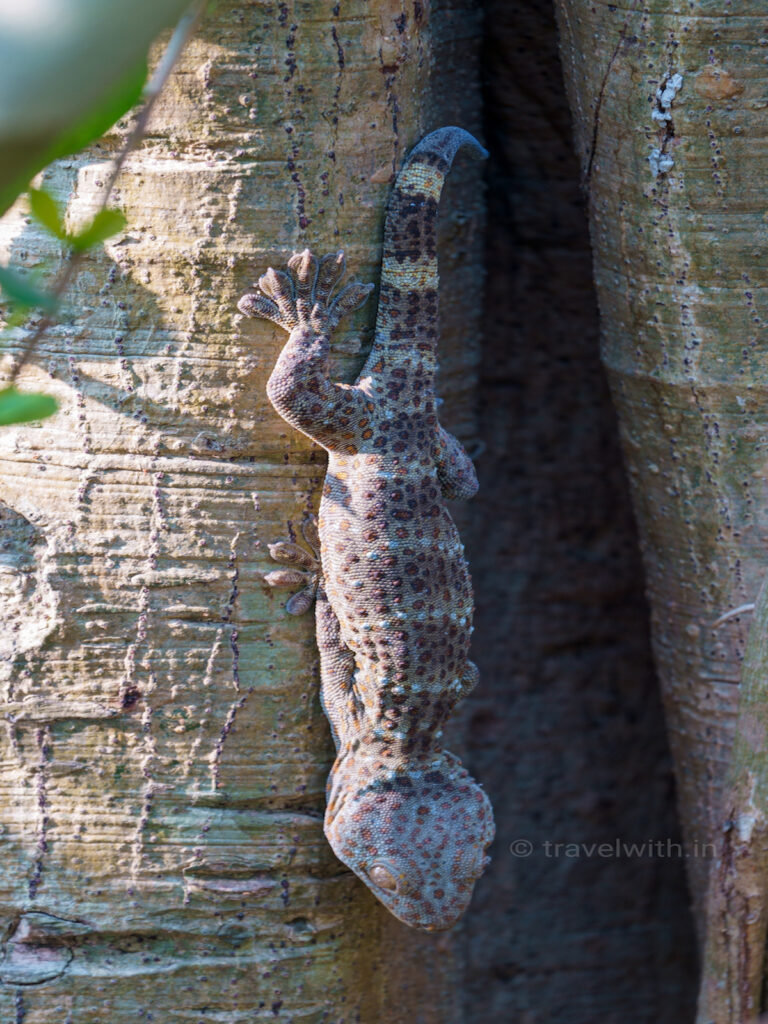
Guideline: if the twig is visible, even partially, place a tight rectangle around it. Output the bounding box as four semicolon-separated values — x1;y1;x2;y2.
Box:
8;0;205;384
712;603;757;629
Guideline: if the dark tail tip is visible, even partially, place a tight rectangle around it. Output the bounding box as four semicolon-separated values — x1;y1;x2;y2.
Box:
406;126;488;167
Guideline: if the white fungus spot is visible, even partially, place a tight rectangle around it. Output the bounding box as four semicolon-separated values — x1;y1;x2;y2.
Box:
652;72;683;123
648;148;675;177
649;72;683;178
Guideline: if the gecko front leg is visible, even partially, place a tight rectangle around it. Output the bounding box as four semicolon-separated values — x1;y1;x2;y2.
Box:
434;424;479;500
316;578;365;754
238;249;374;453
262;515;321;616
261;516;360;751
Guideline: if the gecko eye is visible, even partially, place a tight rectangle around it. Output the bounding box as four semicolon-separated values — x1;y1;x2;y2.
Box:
368;863;399;892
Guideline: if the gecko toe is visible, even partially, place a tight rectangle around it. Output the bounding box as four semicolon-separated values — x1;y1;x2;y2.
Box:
327;281;374;328
315;250;346;302
285;584;318;616
287;249;319;296
237;291;280;322
268;540;319;571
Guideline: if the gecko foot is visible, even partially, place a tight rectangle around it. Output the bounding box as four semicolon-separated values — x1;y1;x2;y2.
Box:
262;514;321;615
238;249;373;335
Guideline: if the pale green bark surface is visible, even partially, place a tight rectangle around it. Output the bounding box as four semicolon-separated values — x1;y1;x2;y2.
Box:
0;1;483;1019
554;0;768;942
698;578;768;1022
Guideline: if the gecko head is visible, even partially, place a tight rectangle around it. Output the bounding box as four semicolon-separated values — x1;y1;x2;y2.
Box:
325;766;495;931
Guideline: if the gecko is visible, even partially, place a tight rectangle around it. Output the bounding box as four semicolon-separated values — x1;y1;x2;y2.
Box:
238;126;495;930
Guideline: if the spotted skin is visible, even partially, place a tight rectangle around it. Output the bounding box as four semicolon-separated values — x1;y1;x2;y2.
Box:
238;127;494;930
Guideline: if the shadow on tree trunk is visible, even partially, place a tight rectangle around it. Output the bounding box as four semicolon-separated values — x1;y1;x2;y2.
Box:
462;2;698;1020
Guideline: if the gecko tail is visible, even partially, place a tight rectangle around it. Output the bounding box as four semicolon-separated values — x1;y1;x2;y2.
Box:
405;126;489;165
368;127;486;371
381;126;487;272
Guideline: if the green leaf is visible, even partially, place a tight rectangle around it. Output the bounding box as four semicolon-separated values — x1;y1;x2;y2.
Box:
70;209;127;252
0;265;57;312
2;306;33;333
28;188;66;239
0;0;197;217
46;59;148;167
0;60;147;219
0;387;58;426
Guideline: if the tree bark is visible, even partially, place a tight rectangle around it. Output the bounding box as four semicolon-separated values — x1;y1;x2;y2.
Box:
698;578;768;1023
462;2;697;1021
553;0;768;1009
0;1;482;1019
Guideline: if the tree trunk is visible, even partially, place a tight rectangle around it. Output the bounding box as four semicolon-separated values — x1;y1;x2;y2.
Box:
553;0;768;1009
0;1;482;1019
462;2;697;1021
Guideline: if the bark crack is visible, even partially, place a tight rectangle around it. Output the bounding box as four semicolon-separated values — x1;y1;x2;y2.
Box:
28;727;51;900
584;1;640;192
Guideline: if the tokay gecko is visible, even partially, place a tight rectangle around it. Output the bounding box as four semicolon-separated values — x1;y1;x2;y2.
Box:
238;127;495;930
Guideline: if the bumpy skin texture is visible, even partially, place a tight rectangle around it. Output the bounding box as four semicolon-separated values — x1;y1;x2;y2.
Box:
238;127;495;930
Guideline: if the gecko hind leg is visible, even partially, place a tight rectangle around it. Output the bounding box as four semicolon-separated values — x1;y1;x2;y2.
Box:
239;249;372;336
238;250;375;451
